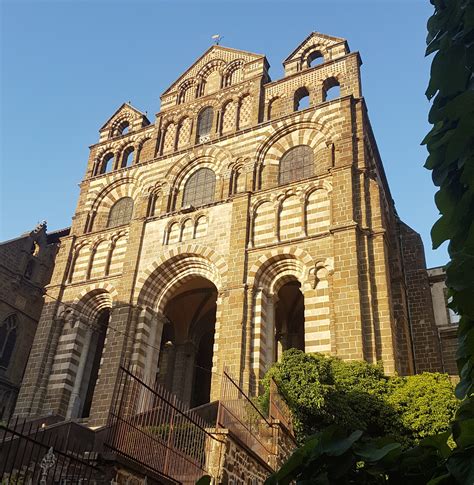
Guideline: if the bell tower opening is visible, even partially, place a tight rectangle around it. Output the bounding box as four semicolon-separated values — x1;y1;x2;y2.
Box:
157;276;217;407
275;281;305;360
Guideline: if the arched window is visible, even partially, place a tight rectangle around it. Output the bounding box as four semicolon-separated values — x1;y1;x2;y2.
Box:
323;77;341;102
107;197;134;228
100;153;114;174
307;50;324;67
121;147;134;168
182;168;216;207
0;314;17;369
279;145;314;185
197;107;214;143
117;121;129;135
294;87;310;111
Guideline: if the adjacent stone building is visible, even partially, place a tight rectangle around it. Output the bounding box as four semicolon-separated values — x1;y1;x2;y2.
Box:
0;222;69;419
428;266;459;376
14;32;444;428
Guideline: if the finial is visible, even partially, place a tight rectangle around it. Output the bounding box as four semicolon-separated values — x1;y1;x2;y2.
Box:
211;34;223;45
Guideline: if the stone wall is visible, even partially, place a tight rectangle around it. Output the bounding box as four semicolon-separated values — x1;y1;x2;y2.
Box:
399;223;443;372
0;224;68;419
209;423;296;485
427;266;459;376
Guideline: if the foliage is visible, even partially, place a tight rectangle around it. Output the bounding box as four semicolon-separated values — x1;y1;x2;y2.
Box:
261;350;457;448
386;373;459;444
424;0;474;402
264;0;474;483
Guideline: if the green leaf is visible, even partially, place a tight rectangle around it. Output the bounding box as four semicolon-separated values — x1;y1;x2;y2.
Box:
446;450;474;484
427;472;454;485
195;475;212;485
267;434;320;484
431;215;453;249
452;418;474;449
320;427;363;456
354;441;401;463
420;431;452;459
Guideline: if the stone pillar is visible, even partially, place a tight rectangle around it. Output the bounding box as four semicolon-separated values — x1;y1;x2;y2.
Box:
157;342;176;390
14;298;66;418
303;263;333;354
87;219;146;427
330;167;365;361
171;342;196;404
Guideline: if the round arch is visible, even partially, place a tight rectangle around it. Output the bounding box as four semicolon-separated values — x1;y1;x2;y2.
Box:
135;245;228;311
249;248;315;293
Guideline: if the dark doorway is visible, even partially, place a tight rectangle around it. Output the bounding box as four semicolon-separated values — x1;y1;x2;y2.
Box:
275;281;305;359
159;277;217;407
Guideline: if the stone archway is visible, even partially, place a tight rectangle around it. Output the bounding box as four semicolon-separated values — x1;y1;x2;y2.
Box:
135;253;224;407
51;288;114;420
249;251;333;388
157;276;218;406
274;279;305;361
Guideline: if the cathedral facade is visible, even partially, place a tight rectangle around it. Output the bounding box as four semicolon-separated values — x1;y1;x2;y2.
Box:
15;32;443;426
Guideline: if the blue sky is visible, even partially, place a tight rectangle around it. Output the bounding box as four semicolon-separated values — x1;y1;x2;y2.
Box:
0;0;448;267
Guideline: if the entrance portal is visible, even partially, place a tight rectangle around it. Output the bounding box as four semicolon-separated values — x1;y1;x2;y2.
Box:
275;281;305;360
157;277;217;407
72;308;109;419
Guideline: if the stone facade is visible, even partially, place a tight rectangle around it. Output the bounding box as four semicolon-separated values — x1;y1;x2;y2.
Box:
428;266;459;376
15;32;443;428
0;223;69;419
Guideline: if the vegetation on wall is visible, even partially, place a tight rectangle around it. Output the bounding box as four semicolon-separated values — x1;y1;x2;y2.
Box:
264;0;474;483
260;350;457;448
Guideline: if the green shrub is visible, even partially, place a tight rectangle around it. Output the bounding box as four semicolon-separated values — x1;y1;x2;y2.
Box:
387;373;459;444
262;349;457;447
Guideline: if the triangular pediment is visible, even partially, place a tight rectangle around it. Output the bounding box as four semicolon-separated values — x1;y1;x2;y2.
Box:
99;103;150;132
162;45;266;96
284;32;347;64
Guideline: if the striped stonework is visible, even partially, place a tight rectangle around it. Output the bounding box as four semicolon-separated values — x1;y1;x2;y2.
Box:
279;194;303;241
16;33;435;426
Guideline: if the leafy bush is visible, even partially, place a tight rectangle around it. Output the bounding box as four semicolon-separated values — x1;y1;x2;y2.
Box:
261;349;457;447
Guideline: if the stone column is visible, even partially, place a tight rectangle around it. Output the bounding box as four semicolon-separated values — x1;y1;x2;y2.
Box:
171;341;196;404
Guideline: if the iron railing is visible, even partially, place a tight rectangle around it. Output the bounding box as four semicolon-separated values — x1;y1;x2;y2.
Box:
105;365;218;485
0;415;101;483
217;370;275;465
269;378;294;435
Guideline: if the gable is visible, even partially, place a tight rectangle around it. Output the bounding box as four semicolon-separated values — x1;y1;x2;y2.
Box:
283;32;349;77
99;103;150;141
284;32;347;63
161;45;265;97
